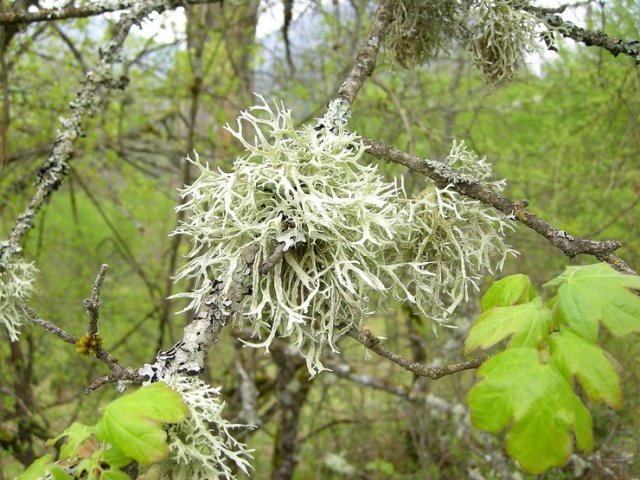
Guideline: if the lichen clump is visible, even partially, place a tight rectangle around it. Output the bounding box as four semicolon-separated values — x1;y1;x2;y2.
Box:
383;0;541;88
160;375;253;480
384;0;459;67
466;0;540;87
0;259;38;341
174;98;513;374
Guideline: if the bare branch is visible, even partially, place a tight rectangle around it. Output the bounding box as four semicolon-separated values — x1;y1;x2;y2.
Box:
362;137;636;275
25;293;143;392
348;328;488;380
23;305;78;345
323;360;410;398
0;0;220;27
530;8;640;63
84;264;108;335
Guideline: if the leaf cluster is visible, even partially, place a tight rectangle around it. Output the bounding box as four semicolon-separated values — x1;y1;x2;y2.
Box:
465;263;640;473
19;382;188;480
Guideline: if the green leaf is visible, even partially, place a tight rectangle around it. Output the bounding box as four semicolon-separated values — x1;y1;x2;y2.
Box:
18;455;54;480
102;444;132;468
102;469;132;480
47;422;95;460
549;330;622;409
465;298;552;353
48;466;73;480
481;274;538;312
95;382;189;465
468;348;592;474
545;263;640;342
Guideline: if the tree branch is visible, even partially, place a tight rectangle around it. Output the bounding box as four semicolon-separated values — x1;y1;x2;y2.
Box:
531;8;640;63
0;0;220;26
362;137;636;275
23;304;141;392
334;0;393;108
84;264;108;336
347;328;488;380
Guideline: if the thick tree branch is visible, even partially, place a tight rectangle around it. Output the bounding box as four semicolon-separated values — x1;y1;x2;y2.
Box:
363;138;636;275
348;328;488;380
334;0;393;108
0;0;220;26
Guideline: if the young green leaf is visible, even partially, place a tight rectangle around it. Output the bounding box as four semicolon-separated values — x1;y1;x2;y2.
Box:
544;263;640;342
95;382;189;465
46;422;95;460
18;455;54;480
480;274;538;311
468;348;592;474
100;469;132;480
465;298;552;353
549;330;622;409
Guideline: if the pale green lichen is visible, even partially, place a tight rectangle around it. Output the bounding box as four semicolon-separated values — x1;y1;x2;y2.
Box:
160;375;253;480
464;0;540;87
384;0;459;67
173;98;514;375
384;0;542;88
0;259;38;341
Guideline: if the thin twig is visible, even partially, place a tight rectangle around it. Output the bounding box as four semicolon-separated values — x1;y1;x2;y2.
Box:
23;305;78;345
84;264;108;335
348;328;488;380
25;296;143;393
362;138;636;275
0;0;221;26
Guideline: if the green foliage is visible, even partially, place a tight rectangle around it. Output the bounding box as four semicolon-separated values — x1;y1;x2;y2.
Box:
466;263;639;473
18;455;72;480
544;262;640;341
480;273;537;311
465;297;552;352
468;348;592;474
21;382;189;479
95;381;189;464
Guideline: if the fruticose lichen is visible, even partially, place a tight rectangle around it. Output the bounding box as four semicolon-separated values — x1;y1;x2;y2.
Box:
464;0;540;87
384;0;459;67
0;259;38;341
383;0;541;88
173;97;514;375
160;375;253;480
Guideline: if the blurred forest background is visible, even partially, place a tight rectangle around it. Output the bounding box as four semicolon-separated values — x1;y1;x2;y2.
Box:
0;0;639;478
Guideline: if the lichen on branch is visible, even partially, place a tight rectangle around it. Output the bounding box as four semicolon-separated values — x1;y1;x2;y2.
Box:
172;98;514;375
